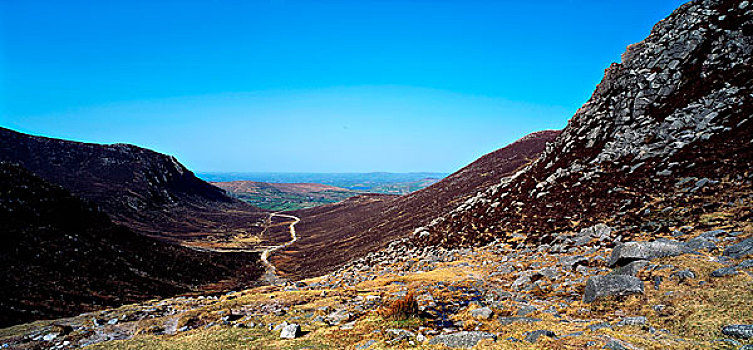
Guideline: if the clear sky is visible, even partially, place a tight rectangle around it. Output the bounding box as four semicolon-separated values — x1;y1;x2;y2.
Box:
0;0;686;173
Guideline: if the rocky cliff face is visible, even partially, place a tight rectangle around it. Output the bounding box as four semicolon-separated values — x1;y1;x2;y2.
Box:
0;127;266;239
417;0;753;247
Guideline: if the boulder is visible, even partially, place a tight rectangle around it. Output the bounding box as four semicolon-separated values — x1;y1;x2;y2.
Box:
583;275;644;303
469;307;493;320
428;331;496;348
524;329;556;343
723;238;753;259
711;267;738;277
608;240;692;267
722;325;753;339
279;324;302;339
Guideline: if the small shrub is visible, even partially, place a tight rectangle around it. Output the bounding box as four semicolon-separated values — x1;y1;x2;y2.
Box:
379;292;419;320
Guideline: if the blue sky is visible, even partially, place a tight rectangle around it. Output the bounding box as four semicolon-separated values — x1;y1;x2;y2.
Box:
0;0;686;172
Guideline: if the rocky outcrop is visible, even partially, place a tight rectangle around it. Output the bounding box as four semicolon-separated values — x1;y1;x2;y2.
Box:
417;0;753;247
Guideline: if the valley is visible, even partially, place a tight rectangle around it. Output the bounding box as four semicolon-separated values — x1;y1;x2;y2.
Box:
1;0;752;349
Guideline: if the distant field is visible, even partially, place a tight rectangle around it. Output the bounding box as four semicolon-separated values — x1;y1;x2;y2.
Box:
203;173;446;210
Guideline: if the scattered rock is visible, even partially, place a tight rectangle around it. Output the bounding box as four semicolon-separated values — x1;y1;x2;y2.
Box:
610;260;649;276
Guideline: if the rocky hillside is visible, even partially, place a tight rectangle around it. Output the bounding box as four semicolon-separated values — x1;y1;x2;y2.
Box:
0;163;264;328
417;0;753;247
0;127;266;241
273;130;560;279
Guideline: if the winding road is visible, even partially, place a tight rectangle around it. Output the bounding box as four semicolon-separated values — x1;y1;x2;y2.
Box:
260;212;300;285
181;212;300;285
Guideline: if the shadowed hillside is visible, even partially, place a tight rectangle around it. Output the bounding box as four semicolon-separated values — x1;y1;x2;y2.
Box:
0;127;267;241
0;163;264;327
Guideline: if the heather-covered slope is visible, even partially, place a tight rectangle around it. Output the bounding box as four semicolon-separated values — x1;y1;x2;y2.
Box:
0;163;264;327
417;0;753;247
273;130;560;279
0;127;266;240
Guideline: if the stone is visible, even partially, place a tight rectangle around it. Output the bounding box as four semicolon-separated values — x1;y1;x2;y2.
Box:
670;269;695;281
516;305;538;316
604;340;629;350
427;331;496;348
470;307;493;320
279;324;302;339
356;340;377;349
722;325;753;339
723;239;753;259
616;316;647;326
583;275;644;303
498;316;542;325
524;329;556;343
711;267;738;277
686;237;717;251
608;240;692;267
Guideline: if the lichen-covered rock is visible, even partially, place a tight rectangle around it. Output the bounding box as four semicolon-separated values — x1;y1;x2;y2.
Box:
722;324;753;339
279;324;302;339
428;331;496;348
583;275;644;303
608;240;692;267
723;238;753;259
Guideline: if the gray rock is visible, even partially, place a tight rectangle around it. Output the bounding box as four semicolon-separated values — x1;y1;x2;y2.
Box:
722;325;753;339
737;260;753;269
470;307;493;320
608;240;691;267
560;255;590;271
604;340;629;350
498;316;542;325
428;331;496;348
711;267;738;277
279;324;302;339
686;237;717;251
524;329;556;343
583;275;644;303
616;316;647;326
516;305;538;316
610;260;649;276
670;269;696;281
723;239;753;259
356;340;377;349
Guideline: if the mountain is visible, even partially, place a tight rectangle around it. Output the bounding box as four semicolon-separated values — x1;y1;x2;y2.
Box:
0;163;264;327
272;130;561;279
0;127;267;241
212;181;357;210
417;0;753;247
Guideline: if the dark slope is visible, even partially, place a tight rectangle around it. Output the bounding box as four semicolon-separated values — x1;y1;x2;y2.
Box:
273;130;560;279
0;163;264;327
0;127;266;240
418;0;753;247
